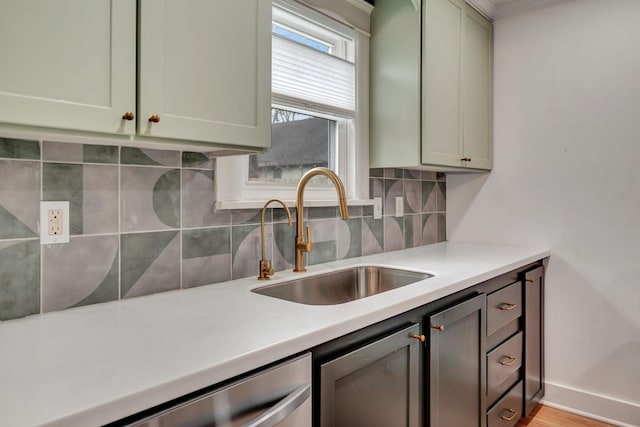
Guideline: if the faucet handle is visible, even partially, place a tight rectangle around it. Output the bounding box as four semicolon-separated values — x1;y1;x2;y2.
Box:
305;225;314;252
297;225;314;253
258;259;275;280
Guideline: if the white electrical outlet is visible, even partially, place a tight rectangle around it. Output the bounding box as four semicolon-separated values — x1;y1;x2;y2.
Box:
373;197;382;219
395;197;404;217
40;201;70;244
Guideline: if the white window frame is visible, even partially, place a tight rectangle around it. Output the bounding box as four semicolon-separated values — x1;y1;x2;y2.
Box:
216;0;370;209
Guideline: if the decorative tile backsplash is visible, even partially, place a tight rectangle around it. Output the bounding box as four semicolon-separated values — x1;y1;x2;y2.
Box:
0;137;446;321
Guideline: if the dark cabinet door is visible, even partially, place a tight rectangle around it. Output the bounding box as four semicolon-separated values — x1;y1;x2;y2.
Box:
319;323;421;427
521;266;545;416
428;294;487;427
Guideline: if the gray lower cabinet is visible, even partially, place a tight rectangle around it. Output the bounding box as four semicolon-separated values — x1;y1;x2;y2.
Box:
311;260;545;427
319;323;421;427
522;266;545;416
428;294;487;427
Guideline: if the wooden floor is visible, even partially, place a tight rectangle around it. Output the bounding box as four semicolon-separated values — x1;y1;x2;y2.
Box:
517;405;617;427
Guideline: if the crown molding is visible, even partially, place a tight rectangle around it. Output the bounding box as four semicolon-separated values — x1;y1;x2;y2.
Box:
346;0;374;14
466;0;496;20
492;0;576;20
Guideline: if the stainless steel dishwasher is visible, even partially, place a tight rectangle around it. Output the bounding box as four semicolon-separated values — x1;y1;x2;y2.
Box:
124;353;311;427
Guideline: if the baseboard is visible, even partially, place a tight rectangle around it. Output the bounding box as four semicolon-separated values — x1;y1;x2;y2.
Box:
543;382;640;427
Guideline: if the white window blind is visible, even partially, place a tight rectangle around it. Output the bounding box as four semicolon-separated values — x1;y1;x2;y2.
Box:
272;34;356;116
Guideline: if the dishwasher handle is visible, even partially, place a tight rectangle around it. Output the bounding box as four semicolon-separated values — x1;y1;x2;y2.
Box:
243;383;310;427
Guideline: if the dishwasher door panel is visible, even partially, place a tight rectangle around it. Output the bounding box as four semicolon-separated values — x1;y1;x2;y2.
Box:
127;353;311;427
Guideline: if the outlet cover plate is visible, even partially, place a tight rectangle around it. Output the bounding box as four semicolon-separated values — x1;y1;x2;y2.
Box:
395;197;404;217
40;201;70;244
373;197;382;219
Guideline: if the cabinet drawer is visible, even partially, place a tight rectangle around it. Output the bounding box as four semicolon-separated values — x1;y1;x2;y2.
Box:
487;332;522;404
487;381;523;427
487;282;522;336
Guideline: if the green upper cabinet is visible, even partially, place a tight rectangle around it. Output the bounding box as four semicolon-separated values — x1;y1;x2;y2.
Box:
138;0;271;149
0;1;136;135
370;0;493;171
0;0;271;151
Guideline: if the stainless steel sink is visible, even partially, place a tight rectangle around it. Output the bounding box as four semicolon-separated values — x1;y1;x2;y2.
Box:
252;265;432;305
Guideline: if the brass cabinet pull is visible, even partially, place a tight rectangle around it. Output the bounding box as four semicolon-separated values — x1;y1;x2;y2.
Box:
431;325;444;332
499;355;518;366
460;157;471;162
122;112;135;121
525;278;534;283
148;114;161;123
498;302;517;311
410;334;426;342
500;408;518;421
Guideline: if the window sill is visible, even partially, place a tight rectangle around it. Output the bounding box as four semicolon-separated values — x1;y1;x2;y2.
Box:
215;198;373;210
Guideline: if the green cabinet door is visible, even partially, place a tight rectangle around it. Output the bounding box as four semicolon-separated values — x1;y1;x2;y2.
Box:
463;5;493;170
138;0;271;149
0;0;136;135
422;0;465;168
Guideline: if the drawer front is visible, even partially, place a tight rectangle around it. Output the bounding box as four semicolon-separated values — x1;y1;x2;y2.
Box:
487;282;522;336
488;332;523;403
487;381;523;427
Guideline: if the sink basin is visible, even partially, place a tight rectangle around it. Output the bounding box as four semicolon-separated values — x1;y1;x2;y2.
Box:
252;265;433;305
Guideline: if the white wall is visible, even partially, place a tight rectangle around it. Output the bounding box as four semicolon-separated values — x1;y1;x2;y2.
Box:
447;1;640;425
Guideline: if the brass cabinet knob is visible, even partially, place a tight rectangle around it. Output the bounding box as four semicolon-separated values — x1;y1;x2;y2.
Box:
122;112;135;121
431;325;445;332
410;334;426;342
148;114;161;123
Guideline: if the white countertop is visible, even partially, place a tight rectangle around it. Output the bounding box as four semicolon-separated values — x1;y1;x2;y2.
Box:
0;242;549;426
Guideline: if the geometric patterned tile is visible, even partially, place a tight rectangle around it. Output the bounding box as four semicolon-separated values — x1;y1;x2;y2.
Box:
121;167;180;232
384;216;404;252
436;182;446;212
337;217;362;260
43;142;117;164
384;179;403;216
182;152;214;169
0;137;40;160
121;231;180;298
403;169;422;180
182;169;230;227
42;235;118;312
362;217;383;256
384;168;404;179
0;239;40;320
182;227;231;288
307;219;337;266
121;147;180;167
422;181;437;213
404;180;421;214
231;223;271;280
437;213;446;242
43;141;83;162
231;209;267;225
404;214;422;249
43;163;118;235
273;221;295;272
0;160;40;239
422;213;438;245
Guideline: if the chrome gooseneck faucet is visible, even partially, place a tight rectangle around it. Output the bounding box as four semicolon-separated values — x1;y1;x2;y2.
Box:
294;167;349;272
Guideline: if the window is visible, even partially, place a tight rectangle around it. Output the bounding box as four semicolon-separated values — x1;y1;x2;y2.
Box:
249;108;335;185
216;0;370;206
